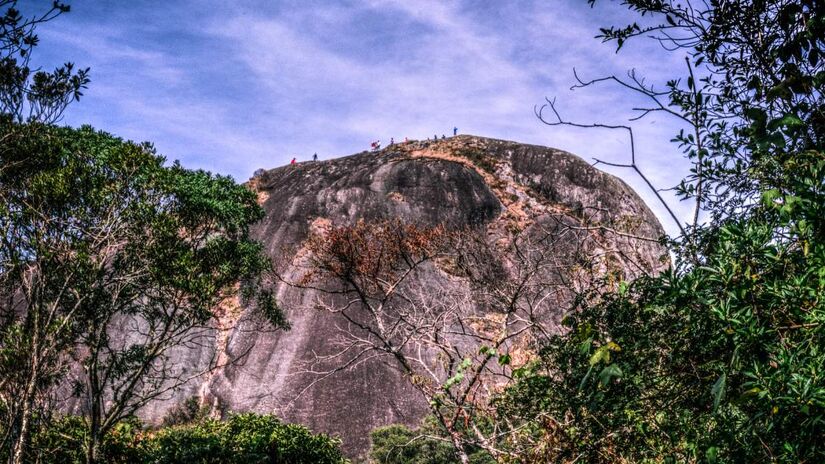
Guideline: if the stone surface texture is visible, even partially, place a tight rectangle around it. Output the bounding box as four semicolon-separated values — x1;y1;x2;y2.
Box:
137;136;667;457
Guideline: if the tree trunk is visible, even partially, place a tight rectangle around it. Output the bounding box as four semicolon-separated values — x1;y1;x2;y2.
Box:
85;414;100;464
10;373;37;464
10;408;29;464
451;433;471;464
84;436;100;464
85;350;102;464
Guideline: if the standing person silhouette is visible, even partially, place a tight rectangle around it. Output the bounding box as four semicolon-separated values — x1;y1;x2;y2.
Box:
313;153;318;162
290;157;296;164
453;126;458;136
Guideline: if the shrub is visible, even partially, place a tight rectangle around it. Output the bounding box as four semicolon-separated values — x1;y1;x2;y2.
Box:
162;396;208;427
369;422;494;464
146;413;347;464
22;413;347;464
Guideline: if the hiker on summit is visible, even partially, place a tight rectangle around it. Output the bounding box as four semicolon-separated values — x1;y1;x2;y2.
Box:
290;157;296;165
371;140;381;151
453;127;458;136
390;137;394;146
313;153;318;162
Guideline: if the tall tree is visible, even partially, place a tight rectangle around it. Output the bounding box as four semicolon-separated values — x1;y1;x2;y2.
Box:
1;3;87;462
0;4;287;463
0;123;287;464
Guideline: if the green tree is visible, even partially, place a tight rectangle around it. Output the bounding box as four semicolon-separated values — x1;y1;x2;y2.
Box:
0;122;286;464
0;5;90;458
0;4;290;464
501;0;824;462
0;1;88;124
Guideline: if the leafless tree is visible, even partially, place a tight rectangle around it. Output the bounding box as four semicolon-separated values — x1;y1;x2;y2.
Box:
283;217;642;462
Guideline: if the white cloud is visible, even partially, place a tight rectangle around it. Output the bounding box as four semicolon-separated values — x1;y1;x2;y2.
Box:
45;0;698;236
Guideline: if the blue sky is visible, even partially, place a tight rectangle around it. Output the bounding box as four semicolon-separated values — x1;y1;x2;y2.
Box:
33;0;696;236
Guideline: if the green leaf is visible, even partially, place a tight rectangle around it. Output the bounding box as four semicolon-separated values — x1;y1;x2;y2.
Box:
706;446;719;463
578;365;594;391
589;345;609;366
761;189;781;207
578;336;593;357
589;341;620;366
618;280;628;295
443;372;464;390
778;114;804;128
712;372;727;413
598;364;622;386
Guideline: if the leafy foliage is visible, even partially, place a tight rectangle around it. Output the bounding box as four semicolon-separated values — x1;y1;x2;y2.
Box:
162;396;209;427
5;413;347;464
501;197;825;461
148;414;347;464
370;422;494;464
0;121;286;463
0;1;89;123
26;416;144;464
499;1;825;462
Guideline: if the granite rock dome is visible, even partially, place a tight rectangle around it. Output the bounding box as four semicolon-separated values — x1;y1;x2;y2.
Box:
136;135;667;457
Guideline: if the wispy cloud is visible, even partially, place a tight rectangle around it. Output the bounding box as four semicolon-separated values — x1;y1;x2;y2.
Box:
38;0;697;236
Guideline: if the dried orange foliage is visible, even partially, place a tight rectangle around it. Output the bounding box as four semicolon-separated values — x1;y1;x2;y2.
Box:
300;219;449;287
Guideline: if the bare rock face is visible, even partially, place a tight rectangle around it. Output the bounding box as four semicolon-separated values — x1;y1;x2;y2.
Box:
142;136;667;457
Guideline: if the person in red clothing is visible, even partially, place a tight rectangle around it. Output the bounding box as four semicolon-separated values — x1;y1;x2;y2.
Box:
290;157;296;164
